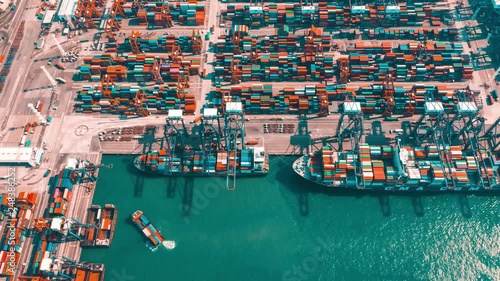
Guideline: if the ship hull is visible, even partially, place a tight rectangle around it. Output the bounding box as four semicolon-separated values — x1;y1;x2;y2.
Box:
293;156;500;193
134;156;268;177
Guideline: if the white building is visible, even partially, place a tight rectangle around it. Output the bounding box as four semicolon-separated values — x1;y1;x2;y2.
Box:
0;147;44;167
56;0;77;22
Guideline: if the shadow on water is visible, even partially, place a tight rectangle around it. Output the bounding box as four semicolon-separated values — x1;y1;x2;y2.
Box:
121;157;154;198
411;195;424;217
181;178;194;217
378;195;391;217
299;192;309;217
134;174;144;198
166;177;177;198
458;194;472;218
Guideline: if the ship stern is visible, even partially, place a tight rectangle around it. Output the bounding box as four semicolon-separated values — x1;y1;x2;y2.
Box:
133;155;146;172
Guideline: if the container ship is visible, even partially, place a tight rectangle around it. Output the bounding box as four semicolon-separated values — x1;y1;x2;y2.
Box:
131;210;165;248
134;147;269;176
95;204;118;247
293;144;500;192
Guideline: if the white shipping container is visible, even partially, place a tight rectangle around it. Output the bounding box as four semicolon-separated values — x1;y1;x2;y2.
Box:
142;227;152;237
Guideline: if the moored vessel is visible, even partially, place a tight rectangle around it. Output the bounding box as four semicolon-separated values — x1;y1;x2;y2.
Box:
294;144;500;192
134;147;269;177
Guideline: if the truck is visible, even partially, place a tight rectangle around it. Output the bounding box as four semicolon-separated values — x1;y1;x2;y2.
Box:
384;117;399;121
37;102;43;112
25;140;31;147
54;62;65;70
491;90;498;101
43;169;51;177
55;77;66;84
245;140;259;145
19;135;26;146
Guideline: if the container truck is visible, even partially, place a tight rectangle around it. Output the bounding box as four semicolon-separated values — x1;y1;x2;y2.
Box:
19;135;26;146
55;77;66;84
54;62;65;70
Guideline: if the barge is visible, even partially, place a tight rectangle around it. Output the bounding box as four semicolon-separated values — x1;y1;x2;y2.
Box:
96;204;118;247
81;205;101;247
81;205;117;247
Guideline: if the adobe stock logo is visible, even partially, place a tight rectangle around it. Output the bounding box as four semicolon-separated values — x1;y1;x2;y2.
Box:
110;267;135;281
178;179;224;224
282;237;338;281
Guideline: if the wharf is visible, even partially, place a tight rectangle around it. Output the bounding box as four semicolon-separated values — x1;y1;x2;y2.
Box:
96;114;421;156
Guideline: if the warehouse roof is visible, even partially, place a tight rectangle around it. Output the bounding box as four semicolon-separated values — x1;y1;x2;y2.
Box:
0;147;43;167
57;0;77;20
42;10;56;25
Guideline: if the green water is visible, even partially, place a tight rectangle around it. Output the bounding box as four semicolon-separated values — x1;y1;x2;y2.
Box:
81;155;500;281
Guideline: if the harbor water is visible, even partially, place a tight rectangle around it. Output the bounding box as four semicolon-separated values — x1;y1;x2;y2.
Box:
81;155;500;281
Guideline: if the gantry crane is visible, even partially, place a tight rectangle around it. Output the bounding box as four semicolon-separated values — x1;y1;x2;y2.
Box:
32;217;95;243
36;256;103;281
160;2;174;28
134;89;149;116
200;107;223;173
336;100;364;188
337;57;350;84
110;0;125;18
74;0;103;29
224;102;245;190
417;36;428;63
410;101;455;189
152;57;164;84
178;75;190;92
446;99;489;188
382;74;395;117
304;25;323;60
191;30;202;54
230;58;242;84
164;110;188;175
232;35;241;55
482;117;500;152
129;30;142;54
317;85;329;117
447;88;483;147
104;18;120;42
171;44;183;64
100;74;114;98
403;87;417;117
336;100;363;152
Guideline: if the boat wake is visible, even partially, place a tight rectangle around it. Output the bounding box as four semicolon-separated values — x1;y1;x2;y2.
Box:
163;240;176;250
146;242;158;252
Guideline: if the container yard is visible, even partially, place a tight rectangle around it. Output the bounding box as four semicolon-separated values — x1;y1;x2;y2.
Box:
0;0;498;277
